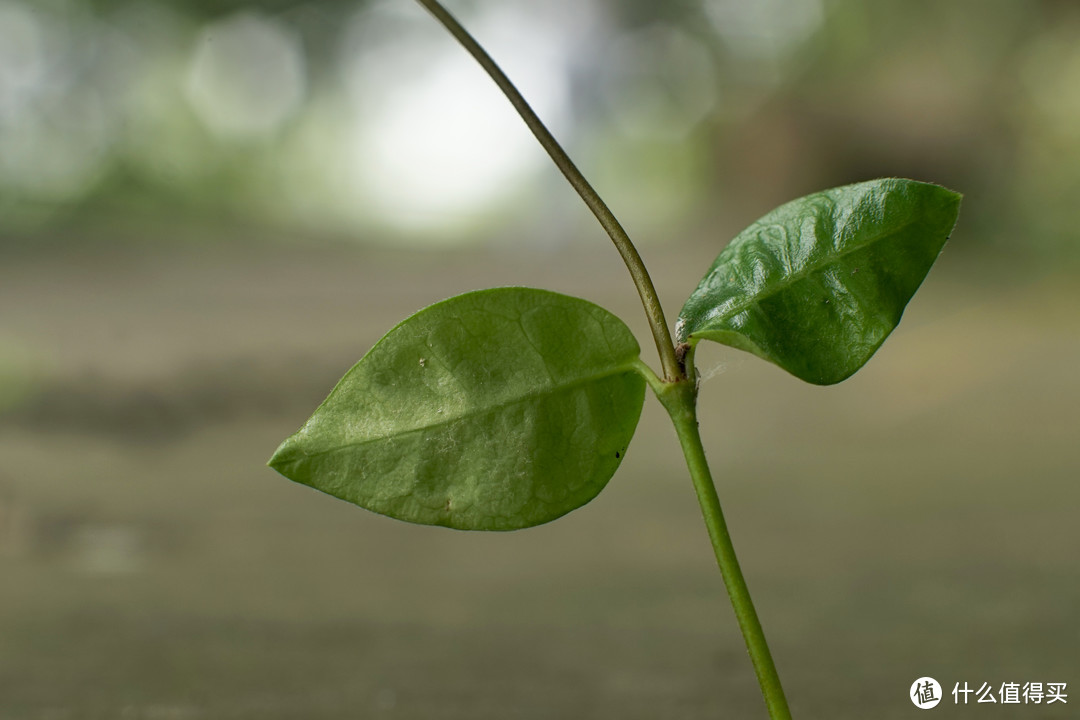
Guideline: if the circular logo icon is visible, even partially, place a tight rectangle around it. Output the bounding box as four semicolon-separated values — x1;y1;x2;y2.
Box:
911;677;942;709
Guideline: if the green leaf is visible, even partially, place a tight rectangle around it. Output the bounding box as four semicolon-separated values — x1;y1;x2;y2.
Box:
269;287;646;531
677;178;961;385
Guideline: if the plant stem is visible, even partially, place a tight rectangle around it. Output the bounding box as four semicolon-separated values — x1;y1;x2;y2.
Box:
413;0;682;382
416;0;787;713
651;372;793;720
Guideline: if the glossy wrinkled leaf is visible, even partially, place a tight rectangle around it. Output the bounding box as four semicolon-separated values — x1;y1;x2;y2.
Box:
677;178;961;385
269;287;645;531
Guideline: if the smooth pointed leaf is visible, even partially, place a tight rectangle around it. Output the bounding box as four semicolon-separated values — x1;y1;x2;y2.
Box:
269;287;646;531
677;178;961;385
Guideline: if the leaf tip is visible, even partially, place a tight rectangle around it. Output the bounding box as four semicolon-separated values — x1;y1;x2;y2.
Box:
267;435;301;477
939;185;963;208
921;180;962;217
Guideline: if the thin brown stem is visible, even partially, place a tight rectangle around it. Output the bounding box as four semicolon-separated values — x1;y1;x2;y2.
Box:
414;0;682;381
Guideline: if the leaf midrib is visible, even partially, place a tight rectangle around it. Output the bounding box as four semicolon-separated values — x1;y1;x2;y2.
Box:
686;216;920;333
292;362;640;460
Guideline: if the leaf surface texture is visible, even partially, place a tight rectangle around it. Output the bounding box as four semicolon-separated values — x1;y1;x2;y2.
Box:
270;288;645;530
678;179;961;384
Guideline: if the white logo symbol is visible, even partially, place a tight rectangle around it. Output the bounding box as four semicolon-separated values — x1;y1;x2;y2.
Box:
911;677;943;709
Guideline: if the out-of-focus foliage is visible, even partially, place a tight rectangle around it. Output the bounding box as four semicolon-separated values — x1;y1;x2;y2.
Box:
0;0;1076;255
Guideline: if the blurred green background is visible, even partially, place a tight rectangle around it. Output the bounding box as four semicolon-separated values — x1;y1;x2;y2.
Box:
1;0;1077;717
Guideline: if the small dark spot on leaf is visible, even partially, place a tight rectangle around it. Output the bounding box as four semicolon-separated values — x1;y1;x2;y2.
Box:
614;451;620;458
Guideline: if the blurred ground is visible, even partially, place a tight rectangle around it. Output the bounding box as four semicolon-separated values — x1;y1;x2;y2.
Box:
0;239;1077;718
3;0;1078;716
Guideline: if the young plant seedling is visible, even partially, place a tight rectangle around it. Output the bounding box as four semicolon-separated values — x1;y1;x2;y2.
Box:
269;2;962;717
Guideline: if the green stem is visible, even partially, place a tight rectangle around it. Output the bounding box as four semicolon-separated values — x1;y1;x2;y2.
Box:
413;0;682;382
416;0;786;713
641;362;792;720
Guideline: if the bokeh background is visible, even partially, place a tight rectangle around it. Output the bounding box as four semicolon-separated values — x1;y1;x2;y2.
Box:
1;0;1077;717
